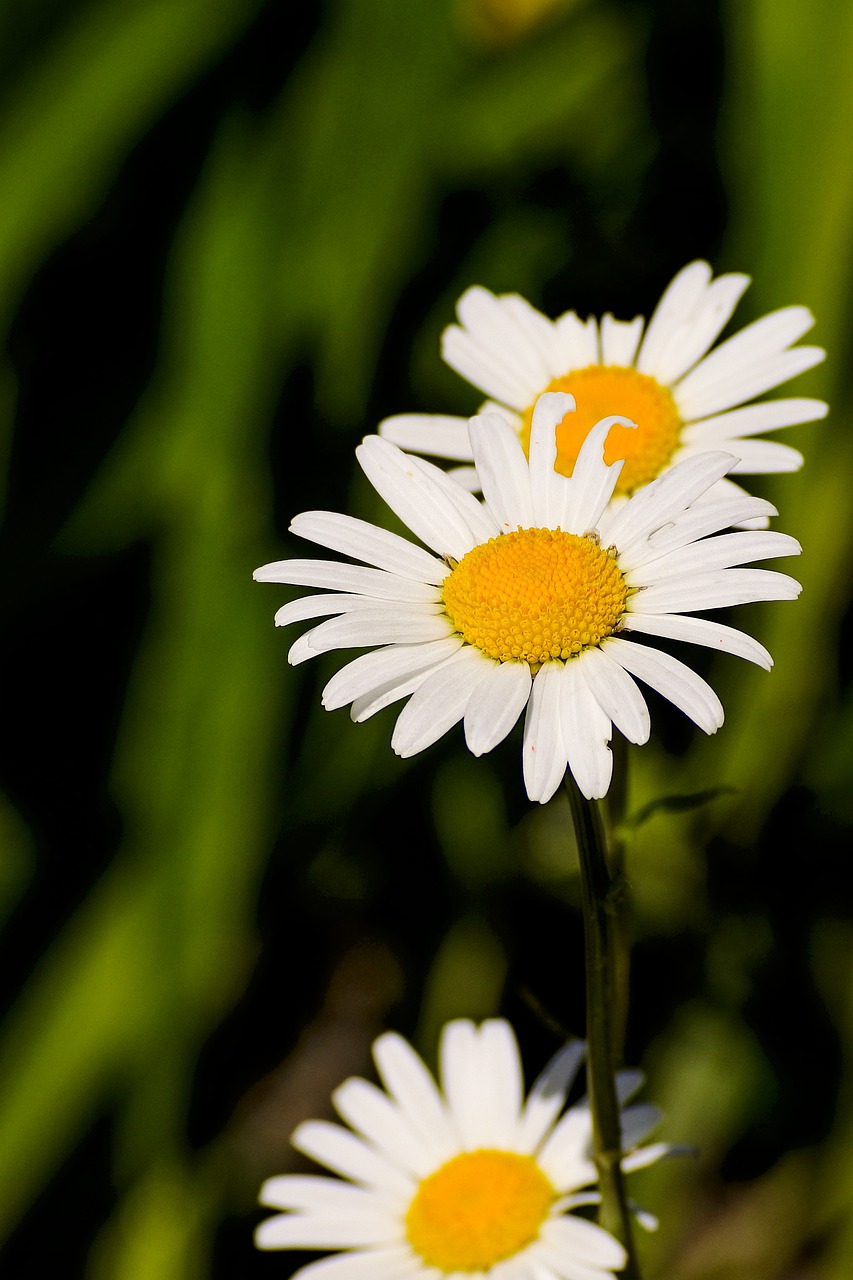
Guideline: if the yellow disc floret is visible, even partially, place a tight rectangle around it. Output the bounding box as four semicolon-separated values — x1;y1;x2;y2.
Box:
405;1149;554;1272
442;527;627;666
519;365;682;493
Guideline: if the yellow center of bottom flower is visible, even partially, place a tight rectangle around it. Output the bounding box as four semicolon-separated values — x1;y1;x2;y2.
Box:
442;527;627;666
519;365;682;493
405;1149;554;1271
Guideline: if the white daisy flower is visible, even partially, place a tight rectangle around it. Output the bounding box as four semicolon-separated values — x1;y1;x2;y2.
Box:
255;1018;670;1280
254;393;801;804
379;260;827;510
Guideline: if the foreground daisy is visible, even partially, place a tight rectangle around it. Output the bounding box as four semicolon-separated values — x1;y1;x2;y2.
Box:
254;394;800;803
379;260;827;506
256;1018;669;1279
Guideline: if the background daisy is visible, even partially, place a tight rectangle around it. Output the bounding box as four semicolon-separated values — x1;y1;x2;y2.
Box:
256;1017;668;1280
255;394;801;804
379;261;827;515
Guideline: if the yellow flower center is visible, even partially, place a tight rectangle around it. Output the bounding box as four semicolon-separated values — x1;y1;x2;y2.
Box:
405;1149;554;1272
442;527;627;666
519;365;682;493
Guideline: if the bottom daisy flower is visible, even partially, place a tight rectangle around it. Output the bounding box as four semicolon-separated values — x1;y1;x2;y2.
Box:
255;1018;670;1280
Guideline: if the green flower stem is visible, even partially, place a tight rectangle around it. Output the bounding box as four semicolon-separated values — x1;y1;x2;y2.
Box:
564;773;640;1280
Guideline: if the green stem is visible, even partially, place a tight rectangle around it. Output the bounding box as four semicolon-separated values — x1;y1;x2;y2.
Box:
564;773;641;1280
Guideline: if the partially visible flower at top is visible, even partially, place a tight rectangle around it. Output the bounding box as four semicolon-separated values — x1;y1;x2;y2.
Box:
255;1017;671;1280
255;395;801;804
379;260;827;517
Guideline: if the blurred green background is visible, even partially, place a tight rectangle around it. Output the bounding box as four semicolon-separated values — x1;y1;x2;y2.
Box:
0;0;851;1276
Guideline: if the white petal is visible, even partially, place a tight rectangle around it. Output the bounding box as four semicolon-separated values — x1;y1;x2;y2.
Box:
624;530;801;586
597;451;736;552
276;593;408;628
407;453;501;545
629;566;801;613
623;495;780;567
443;287;547;408
322;639;464;710
350;650;464;723
674;305;824;419
332;1079;434;1179
500;293;574;380
515;1041;585;1153
621;1140;678;1172
536;1102;595;1190
577;647;650;744
464;659;532;755
560;660;613;800
446;464;482;492
255;559;443;600
540;1214;629;1269
553;311;600;368
356;436;480;560
372;1032;460;1166
439;1020;488;1149
476;1019;526;1147
650;271;750;386
679;396;828;443
272;1246;427;1280
561;415;631;533
529;393;576;528
258;1175;393;1213
289;512;448;583
719;438;803;474
288;609;453;666
253;1210;402;1250
620;613;772;668
391;647;490;756
291;1120;415;1195
522;663;568;804
635;260;714;376
378;413;474;462
468;412;534;531
599;314;643;367
602;636;723;733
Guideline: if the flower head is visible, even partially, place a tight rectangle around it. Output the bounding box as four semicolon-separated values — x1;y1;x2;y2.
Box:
255;394;801;803
379;260;827;512
255;1018;669;1280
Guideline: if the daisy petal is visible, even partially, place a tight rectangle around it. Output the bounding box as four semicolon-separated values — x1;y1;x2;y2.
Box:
290;512;449;582
291;1120;415;1195
679;395;828;444
356;436;480;561
602;636;724;733
635;260;714;377
553;311;600;368
530;393;577;528
371;1033;459;1165
378;413;474;462
621;613;772;668
577;647;650;745
332;1079;434;1179
288;608;452;666
515;1041;586;1153
469;412;535;531
599;314;643;367
523;663;569;804
624;530;801;586
464;659;532;755
254;559;443;600
560;660;613;800
630;566;802;614
322;639;464;711
277;1247;427;1280
391;647;490;756
651;271;750;385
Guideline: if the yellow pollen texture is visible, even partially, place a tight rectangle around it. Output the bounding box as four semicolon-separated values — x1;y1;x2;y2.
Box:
442;527;627;665
405;1149;554;1272
519;365;682;493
